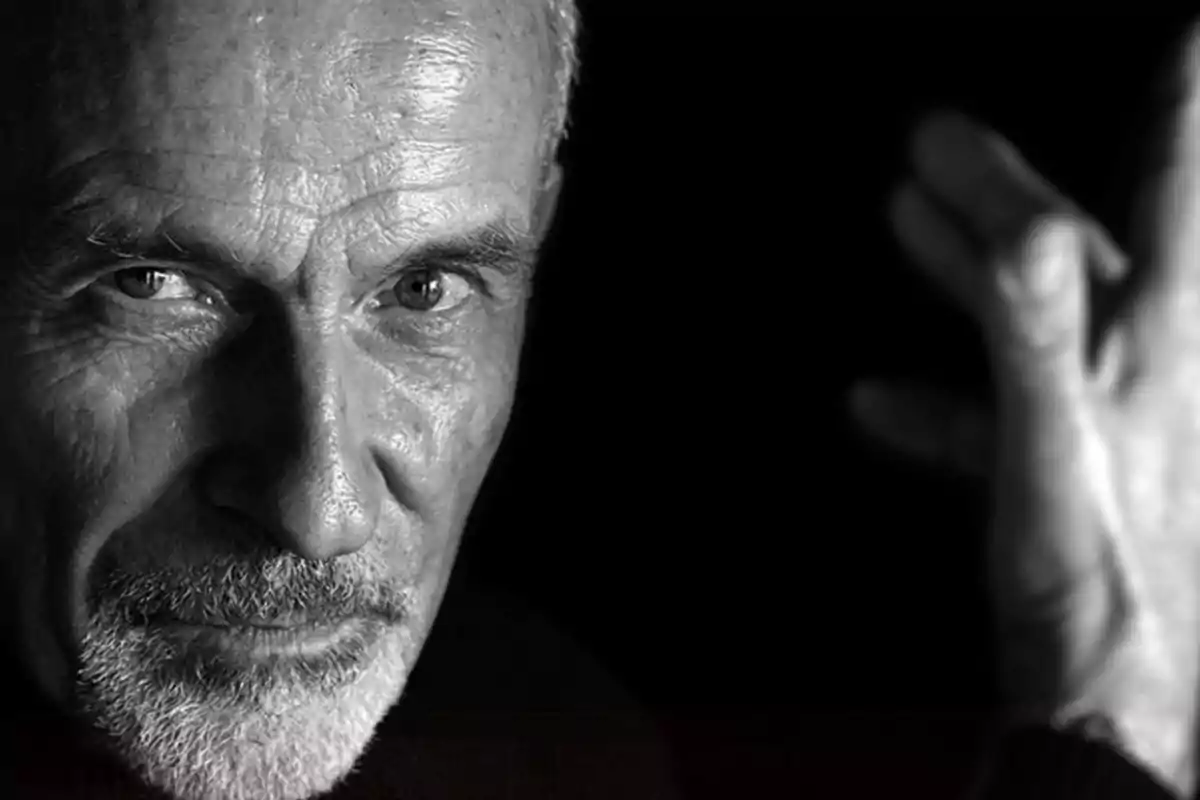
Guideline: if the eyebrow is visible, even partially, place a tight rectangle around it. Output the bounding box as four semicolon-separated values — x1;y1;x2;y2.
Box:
397;221;540;284
29;207;540;290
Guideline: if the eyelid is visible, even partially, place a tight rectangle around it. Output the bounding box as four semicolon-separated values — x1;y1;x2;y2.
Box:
85;258;490;311
385;261;493;299
90;262;229;309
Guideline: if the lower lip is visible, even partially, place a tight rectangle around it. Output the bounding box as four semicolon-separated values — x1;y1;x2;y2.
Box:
154;618;369;661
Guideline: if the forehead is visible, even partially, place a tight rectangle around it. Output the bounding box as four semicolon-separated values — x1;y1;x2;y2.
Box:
42;0;553;233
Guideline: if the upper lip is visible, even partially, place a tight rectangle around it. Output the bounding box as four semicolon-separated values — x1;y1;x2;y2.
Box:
163;612;322;630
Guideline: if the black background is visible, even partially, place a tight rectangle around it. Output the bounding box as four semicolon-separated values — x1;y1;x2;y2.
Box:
450;10;1200;797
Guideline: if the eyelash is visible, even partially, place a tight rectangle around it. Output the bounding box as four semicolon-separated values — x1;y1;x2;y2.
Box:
378;264;491;308
91;263;491;317
90;268;224;315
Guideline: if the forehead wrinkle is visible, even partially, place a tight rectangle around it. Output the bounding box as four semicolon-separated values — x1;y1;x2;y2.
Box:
402;34;475;126
335;139;479;207
48;0;550;143
339;31;478;128
108;4;270;136
335;190;529;263
49;148;513;252
326;3;549;137
61;172;302;231
38;0;553;263
50;144;458;224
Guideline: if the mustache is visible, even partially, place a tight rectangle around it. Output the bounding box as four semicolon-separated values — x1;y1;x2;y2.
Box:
88;554;413;629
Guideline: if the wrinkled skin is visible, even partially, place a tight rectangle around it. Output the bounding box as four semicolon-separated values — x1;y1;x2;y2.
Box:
0;1;561;799
852;23;1200;799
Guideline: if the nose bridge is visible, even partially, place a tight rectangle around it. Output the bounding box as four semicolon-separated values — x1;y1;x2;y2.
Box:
271;315;382;560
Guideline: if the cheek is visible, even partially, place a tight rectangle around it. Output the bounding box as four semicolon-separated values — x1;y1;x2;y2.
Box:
8;336;210;489
3;361;131;521
443;377;518;513
384;315;522;459
0;352;143;704
403;364;516;532
443;351;518;463
0;343;204;587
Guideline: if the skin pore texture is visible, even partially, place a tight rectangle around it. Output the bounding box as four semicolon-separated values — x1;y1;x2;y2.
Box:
0;1;566;798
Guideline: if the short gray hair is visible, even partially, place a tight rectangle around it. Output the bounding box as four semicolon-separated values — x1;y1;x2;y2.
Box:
546;0;581;151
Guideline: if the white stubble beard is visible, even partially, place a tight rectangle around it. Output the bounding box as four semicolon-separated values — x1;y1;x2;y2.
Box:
74;613;418;800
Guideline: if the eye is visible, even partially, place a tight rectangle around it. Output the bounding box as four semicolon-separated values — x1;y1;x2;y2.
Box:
386;267;475;313
103;266;210;304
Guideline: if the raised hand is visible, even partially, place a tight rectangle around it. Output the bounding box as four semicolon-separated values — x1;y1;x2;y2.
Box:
852;32;1200;796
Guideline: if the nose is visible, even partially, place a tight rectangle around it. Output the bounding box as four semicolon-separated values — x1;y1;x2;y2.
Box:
267;388;384;560
202;323;385;561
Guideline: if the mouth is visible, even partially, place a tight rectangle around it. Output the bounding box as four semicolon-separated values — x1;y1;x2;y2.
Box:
147;616;377;663
155;611;332;629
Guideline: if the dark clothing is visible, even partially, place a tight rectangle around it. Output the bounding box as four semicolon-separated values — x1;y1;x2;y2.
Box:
973;726;1181;800
0;582;1186;799
665;711;1185;800
0;582;680;799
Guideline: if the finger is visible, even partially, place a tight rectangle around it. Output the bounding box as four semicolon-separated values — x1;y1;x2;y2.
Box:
988;217;1094;426
1115;24;1200;373
910;112;1129;284
892;176;1128;340
1127;23;1200;284
904;113;1093;401
903;114;1139;704
848;380;992;479
912;111;1065;251
889;181;982;316
892;167;1129;397
980;221;1115;603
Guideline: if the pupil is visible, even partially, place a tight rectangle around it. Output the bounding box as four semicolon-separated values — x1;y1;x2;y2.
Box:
397;270;443;310
116;268;167;299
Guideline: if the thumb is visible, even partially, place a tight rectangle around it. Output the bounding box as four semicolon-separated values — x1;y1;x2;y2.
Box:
1114;23;1200;381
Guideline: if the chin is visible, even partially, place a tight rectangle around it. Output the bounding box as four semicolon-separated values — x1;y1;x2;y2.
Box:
73;609;419;800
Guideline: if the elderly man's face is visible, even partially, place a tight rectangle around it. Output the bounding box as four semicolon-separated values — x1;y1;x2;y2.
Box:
0;0;559;797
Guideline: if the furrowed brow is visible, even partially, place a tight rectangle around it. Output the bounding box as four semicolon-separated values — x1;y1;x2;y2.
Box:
26;203;540;291
19;199;247;288
394;220;540;284
83;224;239;269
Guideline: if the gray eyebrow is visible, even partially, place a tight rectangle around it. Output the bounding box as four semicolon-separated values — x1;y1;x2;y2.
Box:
391;220;540;282
29;208;540;289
